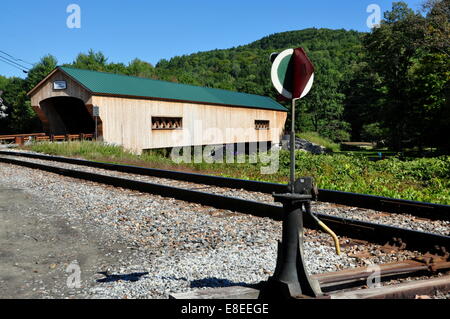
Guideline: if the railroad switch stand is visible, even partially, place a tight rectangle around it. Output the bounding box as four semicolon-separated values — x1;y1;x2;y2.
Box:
259;177;323;299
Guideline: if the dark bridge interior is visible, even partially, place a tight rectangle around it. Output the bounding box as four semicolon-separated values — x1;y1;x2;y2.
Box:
40;97;95;135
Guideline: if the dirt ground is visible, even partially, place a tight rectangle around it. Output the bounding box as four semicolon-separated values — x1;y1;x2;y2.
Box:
0;184;132;299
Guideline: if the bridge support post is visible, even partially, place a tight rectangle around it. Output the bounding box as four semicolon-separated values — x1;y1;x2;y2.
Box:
14;136;24;146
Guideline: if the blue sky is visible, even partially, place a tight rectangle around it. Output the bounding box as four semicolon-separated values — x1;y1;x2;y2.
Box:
1;0;424;78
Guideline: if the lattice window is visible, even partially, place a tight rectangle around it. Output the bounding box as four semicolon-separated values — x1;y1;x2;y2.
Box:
152;117;183;130
255;120;270;130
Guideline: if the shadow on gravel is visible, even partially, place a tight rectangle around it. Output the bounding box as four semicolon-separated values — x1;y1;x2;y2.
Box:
190;278;260;289
96;272;149;283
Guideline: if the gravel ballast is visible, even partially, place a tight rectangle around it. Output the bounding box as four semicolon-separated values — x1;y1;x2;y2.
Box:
1;151;449;237
0;160;446;299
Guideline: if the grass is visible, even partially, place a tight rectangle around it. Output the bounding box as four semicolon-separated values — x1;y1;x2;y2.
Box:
20;141;450;205
21;141;289;182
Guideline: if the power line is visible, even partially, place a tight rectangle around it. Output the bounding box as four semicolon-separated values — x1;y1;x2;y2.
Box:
0;50;35;66
0;53;30;70
0;56;28;72
0;56;28;73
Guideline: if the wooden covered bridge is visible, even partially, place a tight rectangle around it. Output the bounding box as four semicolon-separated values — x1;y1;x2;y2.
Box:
25;66;287;154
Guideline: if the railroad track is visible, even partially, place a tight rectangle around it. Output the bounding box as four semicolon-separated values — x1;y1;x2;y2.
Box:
0;150;449;299
0;151;448;253
172;259;450;299
0;150;448;221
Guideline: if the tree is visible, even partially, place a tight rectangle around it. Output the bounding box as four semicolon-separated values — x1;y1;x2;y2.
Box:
0;75;8;90
105;62;128;75
70;50;108;71
354;0;449;151
127;58;155;78
25;55;58;91
296;51;351;141
1;77;40;133
413;0;450;150
361;122;387;144
0;29;372;141
343;61;385;141
410;51;450;150
419;0;450;56
0;55;57;134
363;2;425;150
0;76;9;130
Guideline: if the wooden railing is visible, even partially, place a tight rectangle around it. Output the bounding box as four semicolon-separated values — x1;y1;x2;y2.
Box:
0;133;95;145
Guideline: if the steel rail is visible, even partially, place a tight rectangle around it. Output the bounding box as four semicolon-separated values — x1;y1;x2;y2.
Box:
0;155;449;253
329;275;450;299
1;150;449;221
170;255;450;299
316;260;450;291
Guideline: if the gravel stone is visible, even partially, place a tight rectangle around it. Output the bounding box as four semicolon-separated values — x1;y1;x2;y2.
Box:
2;151;448;237
0;153;448;299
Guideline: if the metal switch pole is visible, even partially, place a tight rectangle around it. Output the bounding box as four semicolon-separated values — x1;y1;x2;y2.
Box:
259;179;323;299
259;98;322;298
290;99;297;192
261;48;323;299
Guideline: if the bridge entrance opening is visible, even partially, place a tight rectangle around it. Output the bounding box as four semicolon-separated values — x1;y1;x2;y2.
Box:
39;97;95;135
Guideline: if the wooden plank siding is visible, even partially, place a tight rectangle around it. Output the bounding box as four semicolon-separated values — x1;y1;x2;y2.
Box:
30;71;93;106
30;71;93;133
29;69;287;154
92;95;287;154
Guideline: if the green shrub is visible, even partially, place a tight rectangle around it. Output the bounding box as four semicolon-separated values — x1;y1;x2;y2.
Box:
22;141;450;205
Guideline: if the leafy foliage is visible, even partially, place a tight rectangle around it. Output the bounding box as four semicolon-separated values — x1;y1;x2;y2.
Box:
22;141;450;205
0;1;448;153
0;55;57;133
345;0;450;151
152;28;363;141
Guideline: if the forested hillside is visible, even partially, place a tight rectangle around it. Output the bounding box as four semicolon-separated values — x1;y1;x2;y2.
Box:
154;28;364;142
0;1;448;152
0;28;365;142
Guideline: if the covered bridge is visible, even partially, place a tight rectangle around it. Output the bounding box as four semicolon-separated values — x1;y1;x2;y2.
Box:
28;66;287;154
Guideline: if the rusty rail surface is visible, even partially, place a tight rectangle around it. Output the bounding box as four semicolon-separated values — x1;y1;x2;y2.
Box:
328;275;450;299
316;259;450;292
173;259;450;299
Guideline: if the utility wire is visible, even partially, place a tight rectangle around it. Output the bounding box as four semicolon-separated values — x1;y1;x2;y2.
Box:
0;56;28;73
0;56;28;71
0;53;30;70
0;50;35;66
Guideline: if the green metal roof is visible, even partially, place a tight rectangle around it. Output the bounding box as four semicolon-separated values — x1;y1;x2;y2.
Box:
58;66;287;112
